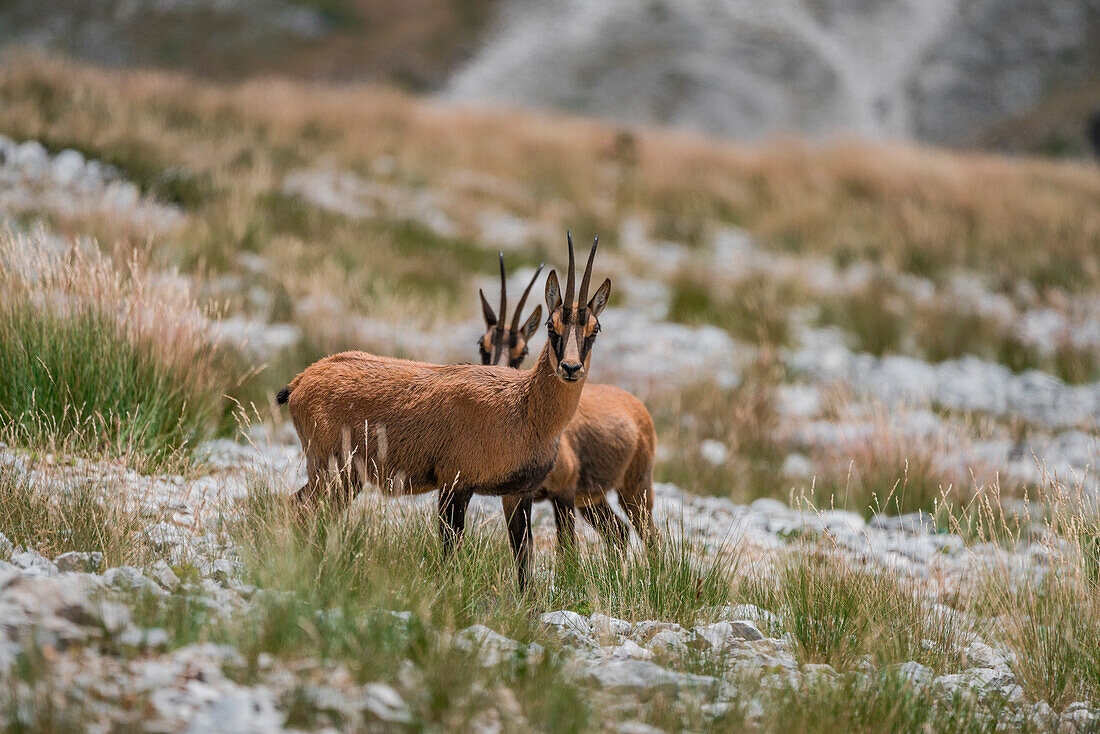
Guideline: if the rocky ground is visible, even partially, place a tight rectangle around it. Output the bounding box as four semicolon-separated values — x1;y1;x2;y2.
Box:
2;432;1098;732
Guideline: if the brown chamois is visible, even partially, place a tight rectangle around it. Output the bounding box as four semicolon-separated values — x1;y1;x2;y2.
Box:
478;255;657;551
276;233;611;587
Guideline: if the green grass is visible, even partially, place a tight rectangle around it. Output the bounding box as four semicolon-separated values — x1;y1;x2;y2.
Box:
0;306;220;469
817;275;1100;384
984;571;1100;709
0;462;159;568
549;530;737;625
230;478;738;635
652;361;786;502
699;669;1032;734
188;478;738;729
816;275;907;357
0;232;234;470
806;437;958;519
748;550;969;673
668;272;795;346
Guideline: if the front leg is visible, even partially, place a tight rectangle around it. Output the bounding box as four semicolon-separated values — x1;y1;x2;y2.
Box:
438;486;473;558
502;494;533;591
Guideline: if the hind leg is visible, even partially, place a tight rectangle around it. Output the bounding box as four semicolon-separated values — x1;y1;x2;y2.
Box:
619;458;657;543
293;453;326;505
549;494;577;557
578;498;629;550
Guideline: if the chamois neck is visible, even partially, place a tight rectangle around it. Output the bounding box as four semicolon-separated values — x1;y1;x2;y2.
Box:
524;340;584;443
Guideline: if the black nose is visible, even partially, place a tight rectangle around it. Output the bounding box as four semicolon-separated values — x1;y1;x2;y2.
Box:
561;361;582;378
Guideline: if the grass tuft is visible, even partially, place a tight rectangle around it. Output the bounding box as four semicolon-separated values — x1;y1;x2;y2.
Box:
652;357;785;502
750;549;969;672
0;461;158;568
0;230;231;469
975;475;1100;708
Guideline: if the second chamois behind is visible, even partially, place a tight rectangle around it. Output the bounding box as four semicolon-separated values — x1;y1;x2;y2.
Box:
276;233;611;587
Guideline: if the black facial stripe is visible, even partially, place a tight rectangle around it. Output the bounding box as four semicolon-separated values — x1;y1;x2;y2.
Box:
578;331;596;364
547;325;564;362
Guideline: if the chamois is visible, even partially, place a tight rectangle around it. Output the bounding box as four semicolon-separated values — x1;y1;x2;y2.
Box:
478;256;657;550
277;233;611;587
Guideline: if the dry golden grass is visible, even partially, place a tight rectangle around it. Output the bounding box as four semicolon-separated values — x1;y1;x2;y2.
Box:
1;53;1097;296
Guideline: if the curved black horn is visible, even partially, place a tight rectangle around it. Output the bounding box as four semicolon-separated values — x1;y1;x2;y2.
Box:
497;252;507;334
510;262;544;337
565;231;576;312
577;235;599;314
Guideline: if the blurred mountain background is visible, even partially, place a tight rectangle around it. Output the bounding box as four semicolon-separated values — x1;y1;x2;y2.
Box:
2;0;1097;156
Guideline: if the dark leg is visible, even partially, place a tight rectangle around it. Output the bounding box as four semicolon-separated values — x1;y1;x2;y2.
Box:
579;499;630;550
438;487;472;558
293;454;325;505
502;495;533;591
550;494;577;557
619;489;657;546
620;456;658;544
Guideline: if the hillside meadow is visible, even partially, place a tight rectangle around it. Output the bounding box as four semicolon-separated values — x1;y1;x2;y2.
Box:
0;54;1099;732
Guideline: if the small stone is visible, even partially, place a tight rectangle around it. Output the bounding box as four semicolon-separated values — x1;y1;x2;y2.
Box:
605;639;655;661
892;661;933;686
540;610;592;637
632;620;683;643
590;613;632;637
583;659;720;698
103;181;140;210
10;549;57;576
727;621;765;641
13;140;48;180
209;559;236;585
1059;704;1098;734
1031;701;1057;729
647;628;686;654
182;688;284;733
50;149;85;187
781;453;815;479
700;439;729;465
456;624;522;666
618;722;665;734
150;560;181;591
55;551;103;573
360;682;412;723
103;565;160;594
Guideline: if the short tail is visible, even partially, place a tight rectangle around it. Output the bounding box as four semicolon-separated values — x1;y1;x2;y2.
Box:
276;386;291;405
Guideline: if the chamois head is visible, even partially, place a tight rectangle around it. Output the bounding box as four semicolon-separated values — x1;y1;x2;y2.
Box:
478;253;544;368
543;232;611;382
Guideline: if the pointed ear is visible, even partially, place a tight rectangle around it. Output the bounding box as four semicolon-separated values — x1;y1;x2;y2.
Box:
544;270;561;313
522;305;543;340
587;278;611;317
479;288;497;328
